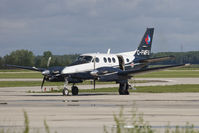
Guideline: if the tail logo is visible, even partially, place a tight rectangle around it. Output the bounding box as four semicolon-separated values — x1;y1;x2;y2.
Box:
145;35;151;44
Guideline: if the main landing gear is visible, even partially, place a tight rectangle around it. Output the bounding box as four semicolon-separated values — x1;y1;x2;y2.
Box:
119;82;130;95
71;85;78;95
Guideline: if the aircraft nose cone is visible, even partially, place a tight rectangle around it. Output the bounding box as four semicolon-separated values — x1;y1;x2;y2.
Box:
90;70;98;76
42;70;50;76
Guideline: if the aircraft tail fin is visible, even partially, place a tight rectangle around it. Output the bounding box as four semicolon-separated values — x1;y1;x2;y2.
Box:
134;28;154;59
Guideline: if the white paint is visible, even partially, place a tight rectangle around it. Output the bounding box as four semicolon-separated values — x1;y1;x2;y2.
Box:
61;51;136;74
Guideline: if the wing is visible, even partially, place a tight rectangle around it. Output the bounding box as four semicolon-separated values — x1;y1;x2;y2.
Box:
118;64;189;77
134;56;175;64
6;64;46;72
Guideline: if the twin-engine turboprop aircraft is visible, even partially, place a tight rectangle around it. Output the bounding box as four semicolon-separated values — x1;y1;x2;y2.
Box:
7;28;186;96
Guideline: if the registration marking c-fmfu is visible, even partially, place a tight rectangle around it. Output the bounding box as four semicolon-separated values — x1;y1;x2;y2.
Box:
136;50;150;55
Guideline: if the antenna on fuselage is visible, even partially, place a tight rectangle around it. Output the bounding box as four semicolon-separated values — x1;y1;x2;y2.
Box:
107;49;111;54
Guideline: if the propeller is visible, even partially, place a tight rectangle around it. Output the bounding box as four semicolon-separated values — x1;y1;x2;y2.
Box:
47;57;52;68
41;76;46;90
41;57;51;90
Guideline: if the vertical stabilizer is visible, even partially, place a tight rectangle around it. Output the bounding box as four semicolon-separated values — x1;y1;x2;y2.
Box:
134;28;154;59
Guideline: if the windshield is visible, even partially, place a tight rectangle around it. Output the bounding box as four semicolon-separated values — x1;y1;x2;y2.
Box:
77;56;92;62
69;56;93;66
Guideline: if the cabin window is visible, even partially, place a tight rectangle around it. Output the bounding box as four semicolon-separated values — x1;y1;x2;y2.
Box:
95;57;100;63
103;57;107;63
112;57;116;63
108;57;111;63
126;58;129;62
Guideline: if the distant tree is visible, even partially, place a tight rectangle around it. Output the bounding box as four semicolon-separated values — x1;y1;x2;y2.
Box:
40;51;53;68
0;57;4;68
151;51;199;65
43;51;52;59
4;49;34;66
34;56;42;67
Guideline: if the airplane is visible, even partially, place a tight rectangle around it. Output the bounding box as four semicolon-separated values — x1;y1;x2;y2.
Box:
7;28;187;96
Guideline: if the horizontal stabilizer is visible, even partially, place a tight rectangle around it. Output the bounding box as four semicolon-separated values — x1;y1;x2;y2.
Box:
135;56;175;64
118;64;189;77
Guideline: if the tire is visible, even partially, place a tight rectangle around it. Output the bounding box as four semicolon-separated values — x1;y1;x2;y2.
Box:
125;84;130;95
119;83;126;95
119;83;129;95
72;86;79;95
63;87;69;96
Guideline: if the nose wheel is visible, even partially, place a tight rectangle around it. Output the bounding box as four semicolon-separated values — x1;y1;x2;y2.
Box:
63;87;69;96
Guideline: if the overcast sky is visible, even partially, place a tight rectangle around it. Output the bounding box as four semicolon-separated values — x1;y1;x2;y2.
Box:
0;0;199;56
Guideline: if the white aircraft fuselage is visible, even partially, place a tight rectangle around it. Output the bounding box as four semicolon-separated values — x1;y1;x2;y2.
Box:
61;51;136;75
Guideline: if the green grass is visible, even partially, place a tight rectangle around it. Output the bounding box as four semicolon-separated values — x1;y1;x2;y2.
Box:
0;80;149;87
133;84;199;93
0;72;42;79
0;81;63;87
149;64;199;70
170;64;199;70
82;84;199;93
31;84;199;93
0;69;34;72
135;70;199;78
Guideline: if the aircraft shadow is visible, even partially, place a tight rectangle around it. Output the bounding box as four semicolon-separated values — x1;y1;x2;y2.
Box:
26;92;117;97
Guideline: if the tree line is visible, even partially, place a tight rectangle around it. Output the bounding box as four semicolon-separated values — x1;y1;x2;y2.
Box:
1;50;79;69
0;49;199;69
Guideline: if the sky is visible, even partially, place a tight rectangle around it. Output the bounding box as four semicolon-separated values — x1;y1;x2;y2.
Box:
0;0;199;56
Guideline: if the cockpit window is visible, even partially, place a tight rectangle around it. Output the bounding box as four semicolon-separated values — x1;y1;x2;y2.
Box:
77;56;93;62
69;56;93;66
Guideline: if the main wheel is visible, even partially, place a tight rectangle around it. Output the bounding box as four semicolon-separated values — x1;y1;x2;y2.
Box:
119;83;126;95
119;83;129;95
63;87;69;96
125;84;129;95
72;86;79;95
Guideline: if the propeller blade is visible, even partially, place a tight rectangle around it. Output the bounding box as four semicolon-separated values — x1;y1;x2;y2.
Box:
41;76;46;90
47;57;52;68
94;79;96;90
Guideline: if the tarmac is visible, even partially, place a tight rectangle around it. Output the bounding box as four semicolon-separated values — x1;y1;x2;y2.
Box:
0;78;199;133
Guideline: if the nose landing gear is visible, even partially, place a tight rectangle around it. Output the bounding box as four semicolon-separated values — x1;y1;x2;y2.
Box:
63;87;69;96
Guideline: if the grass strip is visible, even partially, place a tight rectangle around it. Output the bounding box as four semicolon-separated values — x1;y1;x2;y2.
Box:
0;72;42;79
0;81;63;87
80;84;199;93
0;80;149;87
30;84;199;93
135;70;199;78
